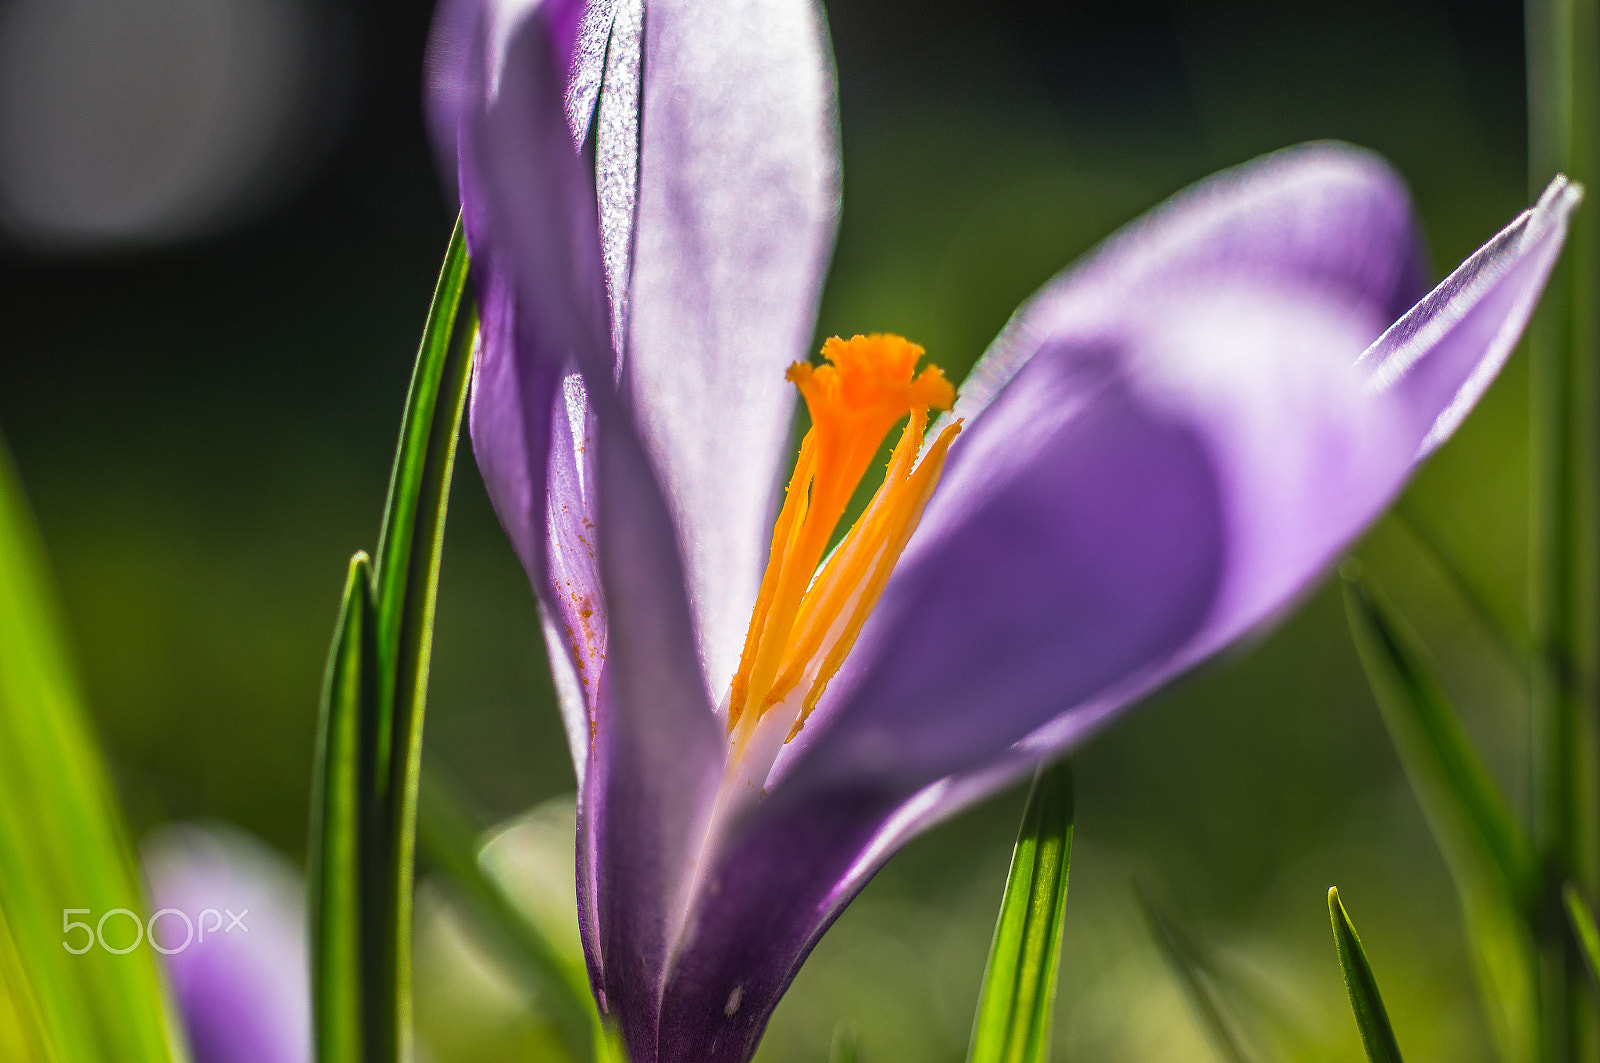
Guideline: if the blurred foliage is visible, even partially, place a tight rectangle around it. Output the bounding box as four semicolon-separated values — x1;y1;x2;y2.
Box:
0;440;176;1062
1342;572;1540;1061
0;0;1541;1060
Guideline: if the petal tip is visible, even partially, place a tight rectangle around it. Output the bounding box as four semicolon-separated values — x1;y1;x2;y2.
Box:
1538;173;1584;219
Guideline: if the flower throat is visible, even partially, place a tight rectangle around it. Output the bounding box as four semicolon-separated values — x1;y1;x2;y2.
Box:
726;334;961;750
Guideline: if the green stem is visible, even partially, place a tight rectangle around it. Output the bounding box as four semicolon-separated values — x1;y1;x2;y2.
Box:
1527;0;1600;1058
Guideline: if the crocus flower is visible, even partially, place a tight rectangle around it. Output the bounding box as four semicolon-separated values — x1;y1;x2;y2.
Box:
424;0;1579;1059
143;823;310;1063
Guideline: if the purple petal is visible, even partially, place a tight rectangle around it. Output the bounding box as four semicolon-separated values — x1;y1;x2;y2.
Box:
584;403;725;1043
425;0;596;196
551;3;847;1022
426;0;612;586
617;0;841;695
1360;175;1581;456
143;824;308;1063
653;790;901;1063
464;278;565;591
540;369;604;774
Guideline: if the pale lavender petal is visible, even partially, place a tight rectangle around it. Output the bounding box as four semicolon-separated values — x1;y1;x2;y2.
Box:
541;371;604;755
619;0;841;696
452;0;611;382
426;0;613;579
1360;175;1581;456
428;0;751;1022
584;402;725;1045
425;0;596;194
143;824;308;1063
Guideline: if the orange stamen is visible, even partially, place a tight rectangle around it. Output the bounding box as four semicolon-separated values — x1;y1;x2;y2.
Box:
726;334;961;748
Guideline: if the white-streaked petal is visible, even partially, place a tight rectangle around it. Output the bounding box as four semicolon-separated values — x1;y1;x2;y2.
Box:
1360;174;1581;456
617;0;841;696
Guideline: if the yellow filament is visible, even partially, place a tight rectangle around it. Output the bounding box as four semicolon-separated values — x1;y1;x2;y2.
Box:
726;334;960;744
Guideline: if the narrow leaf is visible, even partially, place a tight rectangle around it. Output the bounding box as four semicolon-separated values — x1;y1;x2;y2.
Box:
829;1022;860;1063
416;774;596;1062
372;215;475;775
1341;570;1539;1060
306;216;478;1063
1562;882;1600;987
1135;886;1253;1063
1328;887;1404;1063
362;210;476;1063
967;760;1074;1063
1342;571;1537;908
309;552;376;1063
1526;0;1600;1051
0;438;177;1063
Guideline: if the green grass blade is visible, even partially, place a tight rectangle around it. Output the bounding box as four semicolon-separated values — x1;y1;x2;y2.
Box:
1135;887;1253;1063
1527;0;1599;1054
967;760;1074;1063
306;217;477;1063
416;774;596;1063
1341;571;1540;1060
1342;572;1538;909
0;439;177;1063
371;214;474;778
309;553;375;1063
1328;888;1404;1063
1562;883;1600;987
365;210;475;1063
829;1022;860;1063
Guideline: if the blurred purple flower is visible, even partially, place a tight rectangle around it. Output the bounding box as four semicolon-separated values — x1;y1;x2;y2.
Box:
143;824;309;1063
425;0;1578;1059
